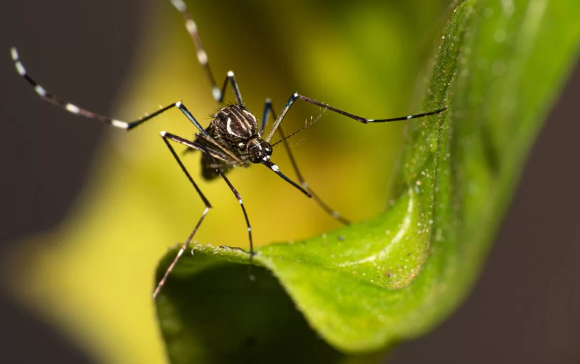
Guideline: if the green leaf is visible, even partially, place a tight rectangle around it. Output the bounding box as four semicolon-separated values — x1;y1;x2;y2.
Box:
155;0;580;362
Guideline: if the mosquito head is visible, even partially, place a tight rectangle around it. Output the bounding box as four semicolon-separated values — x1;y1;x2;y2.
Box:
246;138;273;163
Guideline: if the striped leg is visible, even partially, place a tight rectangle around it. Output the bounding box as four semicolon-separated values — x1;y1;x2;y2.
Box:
153;132;214;299
160;131;255;268
170;0;244;106
265;92;447;143
10;47;217;135
261;99;351;225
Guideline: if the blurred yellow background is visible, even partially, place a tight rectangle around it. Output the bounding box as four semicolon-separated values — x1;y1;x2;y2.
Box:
5;1;449;363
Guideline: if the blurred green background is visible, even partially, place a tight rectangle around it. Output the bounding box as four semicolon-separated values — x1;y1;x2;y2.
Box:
1;0;579;363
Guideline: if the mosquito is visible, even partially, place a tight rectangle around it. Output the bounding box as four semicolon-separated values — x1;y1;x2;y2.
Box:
11;0;447;299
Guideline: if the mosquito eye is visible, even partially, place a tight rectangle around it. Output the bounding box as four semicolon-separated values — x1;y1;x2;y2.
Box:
260;141;273;156
248;145;263;163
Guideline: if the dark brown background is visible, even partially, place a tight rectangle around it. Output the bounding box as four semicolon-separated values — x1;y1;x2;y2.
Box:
1;1;578;363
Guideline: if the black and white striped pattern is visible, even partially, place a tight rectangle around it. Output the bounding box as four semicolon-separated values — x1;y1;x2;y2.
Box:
154;131;255;299
11;47;130;129
11;47;220;134
170;0;219;101
261;100;350;225
213;104;258;144
265;92;447;143
170;0;246;106
11;0;448;300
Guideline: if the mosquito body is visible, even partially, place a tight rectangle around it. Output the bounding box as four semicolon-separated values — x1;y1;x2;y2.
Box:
11;0;447;299
194;102;292;185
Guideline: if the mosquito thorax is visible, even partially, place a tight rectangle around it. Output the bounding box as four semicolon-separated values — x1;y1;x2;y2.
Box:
246;139;273;163
213;104;258;148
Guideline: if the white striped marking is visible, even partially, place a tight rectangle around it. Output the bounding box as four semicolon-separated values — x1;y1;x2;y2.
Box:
271;164;279;172
407;115;412;119
170;0;187;12
185;19;197;34
15;61;26;76
34;85;47;97
242;109;257;123
176;101;182;108
227;71;234;77
238;198;243;204
212;87;221;101
112;119;129;129
65;104;80;114
197;49;208;65
11;47;19;61
227;117;242;138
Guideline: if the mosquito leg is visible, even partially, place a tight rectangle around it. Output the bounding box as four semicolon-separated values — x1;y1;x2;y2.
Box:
216;169;254;257
265;92;447;142
153;132;213;300
169;0;244;106
259;98;272;135
162;132;255;257
153;206;210;300
217;71;244;106
194;132;243;163
261;99;351;225
11;47;217;136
